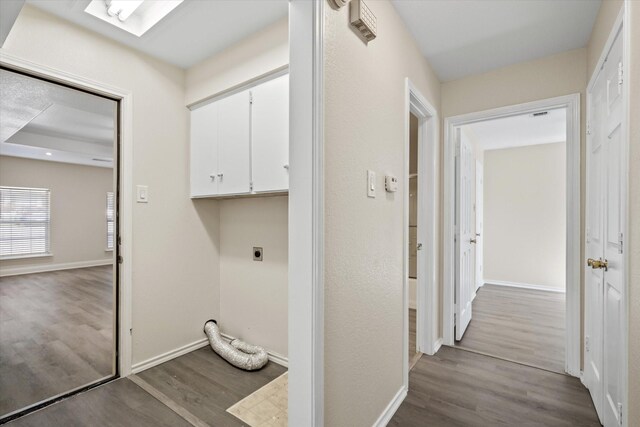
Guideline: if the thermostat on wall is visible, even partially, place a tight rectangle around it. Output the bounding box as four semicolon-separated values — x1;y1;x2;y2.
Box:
385;175;398;192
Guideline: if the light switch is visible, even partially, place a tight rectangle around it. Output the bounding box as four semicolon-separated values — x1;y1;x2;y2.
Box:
367;170;376;198
136;185;149;203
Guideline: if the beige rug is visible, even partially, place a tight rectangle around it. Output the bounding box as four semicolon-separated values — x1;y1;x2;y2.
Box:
227;372;288;427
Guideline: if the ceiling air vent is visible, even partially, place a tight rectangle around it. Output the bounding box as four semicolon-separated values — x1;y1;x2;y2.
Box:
92;158;112;163
532;111;548;117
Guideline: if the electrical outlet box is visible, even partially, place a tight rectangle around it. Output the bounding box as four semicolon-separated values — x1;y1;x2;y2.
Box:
136;185;148;203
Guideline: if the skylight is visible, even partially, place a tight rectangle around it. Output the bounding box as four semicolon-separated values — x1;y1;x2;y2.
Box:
84;0;184;37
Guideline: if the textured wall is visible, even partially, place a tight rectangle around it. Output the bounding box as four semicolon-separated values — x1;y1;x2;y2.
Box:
324;1;441;425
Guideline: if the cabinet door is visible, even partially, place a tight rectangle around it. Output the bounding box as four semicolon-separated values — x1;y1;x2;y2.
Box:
251;74;289;193
217;90;252;195
190;101;219;197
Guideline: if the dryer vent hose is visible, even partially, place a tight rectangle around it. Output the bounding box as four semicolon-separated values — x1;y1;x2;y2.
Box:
203;320;268;371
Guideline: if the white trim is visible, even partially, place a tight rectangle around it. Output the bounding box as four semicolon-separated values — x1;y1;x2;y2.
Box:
372;386;408;427
403;79;439;404
0;252;53;261
483;280;566;293
220;332;289;368
288;1;324;426
133;333;289;374
433;338;443;354
0;259;111;277
443;93;581;377
0;51;134;377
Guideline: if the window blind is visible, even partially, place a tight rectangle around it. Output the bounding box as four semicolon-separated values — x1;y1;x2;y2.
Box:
0;186;51;258
106;192;115;250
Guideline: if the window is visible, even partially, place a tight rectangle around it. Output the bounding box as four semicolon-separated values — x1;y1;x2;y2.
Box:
0;186;51;259
106;192;115;250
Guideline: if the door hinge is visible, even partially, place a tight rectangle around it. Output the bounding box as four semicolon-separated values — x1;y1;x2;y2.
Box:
618;402;623;425
585;336;590;353
587;122;592;136
618;62;624;89
117;255;124;264
618;232;623;254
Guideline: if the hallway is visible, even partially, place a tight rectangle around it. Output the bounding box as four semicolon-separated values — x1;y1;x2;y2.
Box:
390;346;599;426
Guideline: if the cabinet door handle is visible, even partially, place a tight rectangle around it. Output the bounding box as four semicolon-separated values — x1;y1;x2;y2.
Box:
283;164;289;170
209;174;216;181
218;173;224;181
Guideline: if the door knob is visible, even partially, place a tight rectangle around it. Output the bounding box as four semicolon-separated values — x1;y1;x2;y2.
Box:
587;258;608;271
417;243;423;251
470;238;477;244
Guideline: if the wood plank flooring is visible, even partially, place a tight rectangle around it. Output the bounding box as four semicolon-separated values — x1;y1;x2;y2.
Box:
455;284;565;373
390;346;600;426
6;379;191;427
134;347;287;427
7;345;286;427
0;266;114;417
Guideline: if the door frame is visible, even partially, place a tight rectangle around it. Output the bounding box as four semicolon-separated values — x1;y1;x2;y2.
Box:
403;79;439;387
584;5;630;425
288;1;325;425
0;49;133;404
443;93;582;377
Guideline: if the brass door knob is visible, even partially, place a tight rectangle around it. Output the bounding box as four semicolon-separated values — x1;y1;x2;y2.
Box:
587;258;608;271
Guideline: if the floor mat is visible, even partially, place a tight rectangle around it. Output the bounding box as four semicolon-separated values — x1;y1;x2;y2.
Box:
226;372;287;427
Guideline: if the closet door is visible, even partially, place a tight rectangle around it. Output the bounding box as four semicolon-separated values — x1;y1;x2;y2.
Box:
190;101;219;197
251;74;289;193
217;90;251;195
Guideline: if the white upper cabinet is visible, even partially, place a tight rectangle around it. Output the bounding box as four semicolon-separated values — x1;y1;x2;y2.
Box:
190;74;289;198
190;101;219;197
217;90;251;195
251;74;289;193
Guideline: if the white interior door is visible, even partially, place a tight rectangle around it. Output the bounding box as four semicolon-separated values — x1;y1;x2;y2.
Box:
475;161;483;292
217;90;251;195
601;29;625;427
190;101;219;197
455;130;475;340
251;74;289;193
585;28;626;427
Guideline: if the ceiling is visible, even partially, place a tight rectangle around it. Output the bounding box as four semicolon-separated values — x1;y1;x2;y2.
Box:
0;69;116;168
392;0;601;82
463;108;566;151
27;0;288;69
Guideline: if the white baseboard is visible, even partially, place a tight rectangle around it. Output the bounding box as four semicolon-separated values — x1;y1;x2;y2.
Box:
373;386;407;427
0;259;112;277
221;332;289;368
132;333;290;375
132;338;210;374
432;337;443;354
483;280;565;293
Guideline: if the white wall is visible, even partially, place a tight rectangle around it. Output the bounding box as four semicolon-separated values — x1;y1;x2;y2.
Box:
483;143;566;290
324;1;441;425
2;5;221;365
0;156;113;274
219;196;288;357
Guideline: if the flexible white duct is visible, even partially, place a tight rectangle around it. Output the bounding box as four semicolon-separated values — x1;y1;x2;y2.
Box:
203;320;269;371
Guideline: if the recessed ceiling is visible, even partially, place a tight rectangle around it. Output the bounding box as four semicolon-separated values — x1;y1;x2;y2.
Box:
463;108;566;151
392;0;601;82
0;69;116;168
26;0;288;69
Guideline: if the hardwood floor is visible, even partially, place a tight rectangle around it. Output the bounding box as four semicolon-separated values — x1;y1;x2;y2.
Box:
134;347;286;427
390;346;600;426
7;346;287;427
6;379;191;427
0;266;114;417
455;284;565;373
